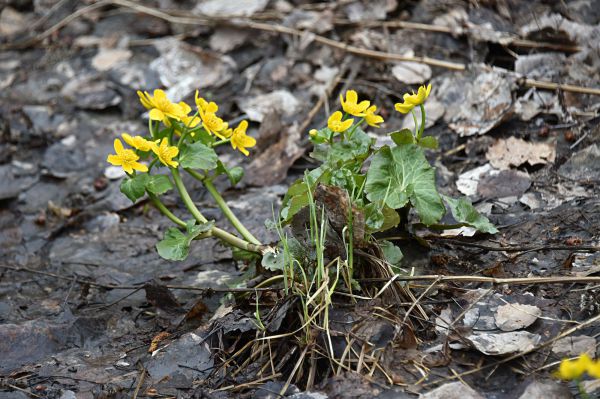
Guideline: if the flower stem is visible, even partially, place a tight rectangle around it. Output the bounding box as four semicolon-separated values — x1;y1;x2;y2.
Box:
186;168;262;245
171;168;265;254
418;104;426;141
171;168;208;224
147;192;186;228
410;110;419;140
212;138;231;148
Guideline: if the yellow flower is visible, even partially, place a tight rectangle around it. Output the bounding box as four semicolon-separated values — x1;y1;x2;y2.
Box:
177;101;201;130
394;84;432;114
152;137;179;168
327;111;353;133
340;90;370;117
122;133;155;152
230;120;256;156
137;89;184;123
107;139;148;174
588;361;600;379
200;111;228;139
195;91;220;113
309;129;317;137
555;354;593;380
364;105;384;128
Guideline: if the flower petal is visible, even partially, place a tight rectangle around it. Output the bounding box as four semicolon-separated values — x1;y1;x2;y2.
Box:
114;138;124;153
346;90;357;104
149;108;165;121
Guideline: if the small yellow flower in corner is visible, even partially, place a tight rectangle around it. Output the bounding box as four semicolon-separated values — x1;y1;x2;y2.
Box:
555;354;593;380
137;89;184;123
231;120;256;156
327;111;353;133
364;105;384;128
107;139;148;174
122;133;155;152
394;84;432;114
340;90;370;117
152;137;179;168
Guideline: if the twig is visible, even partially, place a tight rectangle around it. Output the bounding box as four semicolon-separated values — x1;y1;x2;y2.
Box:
0;264;276;293
132;365;146;399
358;275;600;285
431;238;600;253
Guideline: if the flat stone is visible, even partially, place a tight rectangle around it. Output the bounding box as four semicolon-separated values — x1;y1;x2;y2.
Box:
419;382;484;399
495;303;541;331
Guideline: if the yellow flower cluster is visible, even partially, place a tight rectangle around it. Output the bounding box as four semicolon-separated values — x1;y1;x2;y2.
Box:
321;90;385;134
394;84;431;114
133;88;257;158
555;354;600;380
107;133;179;173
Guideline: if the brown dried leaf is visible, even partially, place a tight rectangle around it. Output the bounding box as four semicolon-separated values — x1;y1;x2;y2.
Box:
486;137;556;170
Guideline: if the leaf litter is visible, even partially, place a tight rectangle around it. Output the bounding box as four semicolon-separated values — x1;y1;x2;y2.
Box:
1;0;600;398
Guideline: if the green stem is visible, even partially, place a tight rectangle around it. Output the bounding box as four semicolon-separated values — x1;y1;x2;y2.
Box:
201;174;262;245
148;192;186;228
171;168;208;223
212;138;231;148
171;168;265;254
410;110;419;141
576;380;590;399
418;104;426;141
346;117;364;140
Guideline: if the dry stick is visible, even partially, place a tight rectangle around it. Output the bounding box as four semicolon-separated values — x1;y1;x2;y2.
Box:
421;312;600;388
132;366;146;399
332;19;581;53
434;239;600;253
359;275;600;285
12;0;600;96
0;264;275;293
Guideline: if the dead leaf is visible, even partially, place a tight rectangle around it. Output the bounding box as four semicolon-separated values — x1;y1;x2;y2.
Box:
486;137;556;170
246;125;304;186
148;332;170;353
494;303;541;331
237;90;301;123
391;51;432;84
467;331;541;355
194;0;269;17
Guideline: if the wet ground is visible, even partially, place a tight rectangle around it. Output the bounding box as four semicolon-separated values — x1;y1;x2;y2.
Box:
1;0;600;398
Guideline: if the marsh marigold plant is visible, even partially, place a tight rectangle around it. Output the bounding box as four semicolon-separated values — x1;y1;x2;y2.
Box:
107;88;261;261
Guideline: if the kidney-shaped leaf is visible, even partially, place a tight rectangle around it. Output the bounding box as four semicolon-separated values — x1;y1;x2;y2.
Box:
365;145;445;226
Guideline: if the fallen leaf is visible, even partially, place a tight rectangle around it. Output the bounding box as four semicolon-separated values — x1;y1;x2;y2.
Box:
467;331;541;355
486;137;556;170
494;303;541;331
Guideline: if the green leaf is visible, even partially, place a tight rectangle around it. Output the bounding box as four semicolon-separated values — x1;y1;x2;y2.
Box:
120;174;149;202
326;127;373;165
364;203;384;231
379;240;403;266
418;136;439;149
146;175;173;195
280;192;309;221
190;128;215;146
365;145;445;226
179;141;218;170
215;160;244;186
390;129;415;145
280;166;330;222
226;166;244;186
442;195;498;234
380;206;400;232
261;250;285;271
156;220;214;261
308;127;332;145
